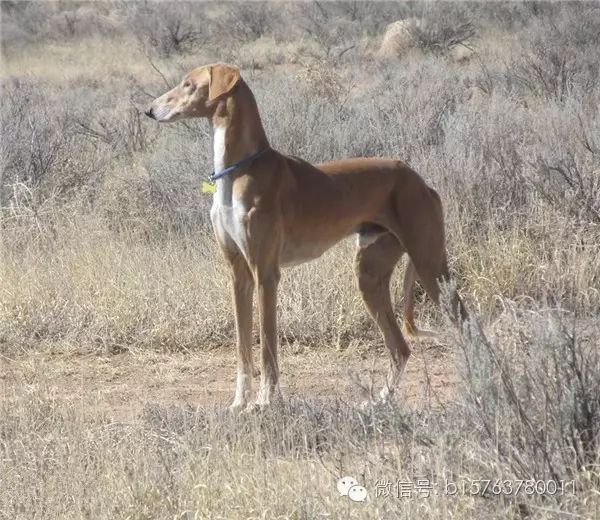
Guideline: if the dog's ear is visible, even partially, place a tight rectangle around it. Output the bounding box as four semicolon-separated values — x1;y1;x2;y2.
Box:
208;64;241;102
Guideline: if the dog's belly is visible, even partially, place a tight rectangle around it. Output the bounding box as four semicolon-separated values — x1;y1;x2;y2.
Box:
280;238;339;267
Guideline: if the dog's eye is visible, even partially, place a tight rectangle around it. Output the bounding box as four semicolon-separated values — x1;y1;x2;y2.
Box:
183;81;193;89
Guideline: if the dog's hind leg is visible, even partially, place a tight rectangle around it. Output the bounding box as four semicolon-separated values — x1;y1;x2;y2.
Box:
355;231;410;403
401;260;440;339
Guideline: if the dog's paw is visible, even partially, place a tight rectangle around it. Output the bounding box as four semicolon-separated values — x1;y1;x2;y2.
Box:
228;401;248;415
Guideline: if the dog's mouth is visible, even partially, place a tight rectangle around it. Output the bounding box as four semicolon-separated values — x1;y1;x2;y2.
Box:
144;104;179;123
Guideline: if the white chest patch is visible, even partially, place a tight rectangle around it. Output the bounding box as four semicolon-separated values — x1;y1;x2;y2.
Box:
213;125;226;175
209;125;252;261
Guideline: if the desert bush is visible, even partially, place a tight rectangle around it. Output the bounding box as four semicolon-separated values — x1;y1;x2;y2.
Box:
517;98;600;225
49;4;122;40
123;1;208;57
458;306;600;494
0;1;122;46
214;1;280;44
234;36;322;69
0;81;69;192
506;7;600;101
0;0;53;46
71;105;156;157
531;154;600;225
408;5;476;55
0;80;153;223
0;81;103;223
136;124;213;234
293;1;362;58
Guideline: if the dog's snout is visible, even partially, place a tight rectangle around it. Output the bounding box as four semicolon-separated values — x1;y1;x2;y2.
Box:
144;107;154;119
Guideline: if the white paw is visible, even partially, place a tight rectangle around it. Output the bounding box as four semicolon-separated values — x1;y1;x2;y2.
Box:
228;400;248;415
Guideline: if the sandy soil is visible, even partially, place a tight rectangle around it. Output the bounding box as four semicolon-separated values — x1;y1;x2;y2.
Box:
1;339;459;420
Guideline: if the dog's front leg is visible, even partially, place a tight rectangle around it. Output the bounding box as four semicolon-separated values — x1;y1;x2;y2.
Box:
254;265;282;408
229;256;255;413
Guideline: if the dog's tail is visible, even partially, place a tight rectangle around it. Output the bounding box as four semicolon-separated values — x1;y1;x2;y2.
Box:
401;256;470;339
396;184;469;338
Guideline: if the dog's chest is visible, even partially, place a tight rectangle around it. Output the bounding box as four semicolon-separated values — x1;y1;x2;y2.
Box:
209;125;252;259
210;183;251;259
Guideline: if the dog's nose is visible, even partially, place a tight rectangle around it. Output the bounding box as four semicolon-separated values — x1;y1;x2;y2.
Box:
144;107;154;119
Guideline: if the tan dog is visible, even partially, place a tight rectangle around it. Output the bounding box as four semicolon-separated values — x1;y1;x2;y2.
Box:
145;63;467;411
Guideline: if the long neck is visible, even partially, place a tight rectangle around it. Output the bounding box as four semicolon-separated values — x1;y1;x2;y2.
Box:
211;80;269;173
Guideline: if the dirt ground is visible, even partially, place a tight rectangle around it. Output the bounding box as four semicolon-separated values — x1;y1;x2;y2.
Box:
1;339;459;420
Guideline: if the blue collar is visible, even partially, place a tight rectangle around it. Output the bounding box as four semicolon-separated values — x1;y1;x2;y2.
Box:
209;147;270;182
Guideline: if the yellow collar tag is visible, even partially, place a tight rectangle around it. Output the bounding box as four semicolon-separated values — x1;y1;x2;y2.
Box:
202;181;216;194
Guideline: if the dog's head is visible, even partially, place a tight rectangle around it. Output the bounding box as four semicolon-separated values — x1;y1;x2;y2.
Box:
144;63;241;122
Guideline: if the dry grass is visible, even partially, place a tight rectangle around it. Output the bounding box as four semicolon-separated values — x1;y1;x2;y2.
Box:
0;35;152;83
2;318;597;519
1;1;599;518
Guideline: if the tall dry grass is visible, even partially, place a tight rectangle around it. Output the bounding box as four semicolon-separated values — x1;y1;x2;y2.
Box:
2;310;598;519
